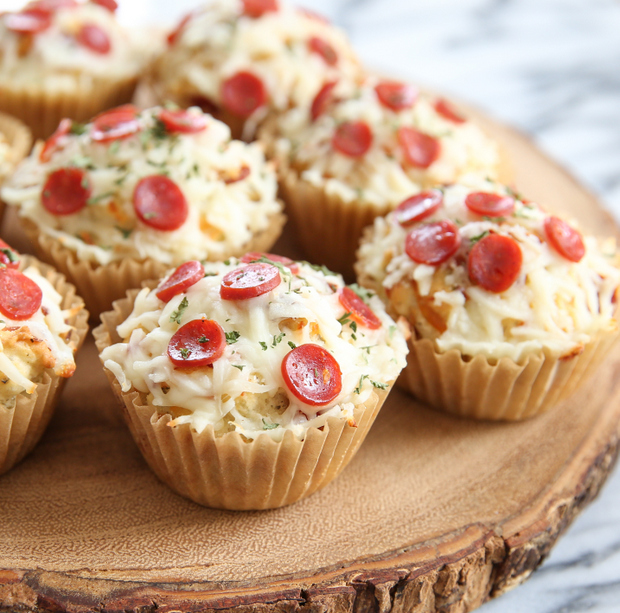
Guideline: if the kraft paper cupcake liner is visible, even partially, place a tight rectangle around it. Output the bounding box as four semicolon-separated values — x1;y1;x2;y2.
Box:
0;256;89;475
94;291;389;510
0;75;139;141
398;330;619;421
278;167;385;280
20;212;286;319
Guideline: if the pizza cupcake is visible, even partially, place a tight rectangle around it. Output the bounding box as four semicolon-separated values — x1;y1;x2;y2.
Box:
262;77;507;278
94;256;408;509
356;182;620;420
0;240;88;475
0;0;153;139
1;105;285;317
151;0;361;140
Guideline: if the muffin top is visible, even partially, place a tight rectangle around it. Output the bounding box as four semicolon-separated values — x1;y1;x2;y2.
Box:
0;0;147;86
154;0;361;136
356;182;620;362
100;256;408;440
0;241;82;407
2;105;283;266
265;77;502;208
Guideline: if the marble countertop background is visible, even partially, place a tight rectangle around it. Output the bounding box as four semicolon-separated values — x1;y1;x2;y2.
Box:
5;0;619;610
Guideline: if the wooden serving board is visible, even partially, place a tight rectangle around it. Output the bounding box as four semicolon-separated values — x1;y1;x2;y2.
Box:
1;111;620;613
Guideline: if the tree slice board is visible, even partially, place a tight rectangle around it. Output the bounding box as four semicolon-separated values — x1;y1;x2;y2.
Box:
1;109;620;613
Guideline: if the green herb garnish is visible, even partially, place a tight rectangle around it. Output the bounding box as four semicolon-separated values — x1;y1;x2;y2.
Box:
272;332;285;347
470;231;489;244
169;297;189;324
262;419;279;430
225;331;240;344
87;191;115;205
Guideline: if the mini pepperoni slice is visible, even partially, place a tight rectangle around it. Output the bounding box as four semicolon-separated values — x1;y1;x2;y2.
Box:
405;220;461;266
308;36;338;66
167;319;225;368
220;263;281;300
76;23;111;54
92;0;118;12
468;234;522;293
375;81;418;111
241;0;278;18
156;261;204;303
91;106;141;143
394;189;444;226
544;216;585;263
332;121;372;157
398;127;440;169
241;252;300;274
4;9;51;34
339;287;381;329
465;192;515;217
434;98;466;124
42;167;91;216
40;118;72;162
281;344;342;406
310;81;337;122
0;240;20;269
159;109;207;134
221;71;267;118
133;175;188;231
0;268;43;320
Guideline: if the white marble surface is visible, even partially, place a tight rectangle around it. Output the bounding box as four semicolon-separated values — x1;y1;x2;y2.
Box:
6;0;620;610
123;1;620;611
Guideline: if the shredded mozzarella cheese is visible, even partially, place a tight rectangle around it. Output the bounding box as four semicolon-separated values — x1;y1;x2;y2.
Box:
0;264;78;399
153;0;361;118
100;259;408;440
0;2;152;87
357;182;620;362
267;77;501;208
2;107;282;266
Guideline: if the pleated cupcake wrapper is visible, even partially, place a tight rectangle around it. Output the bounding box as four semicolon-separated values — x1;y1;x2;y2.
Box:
0;75;139;140
0;256;89;475
278;166;390;280
20;211;286;320
399;330;619;421
94;291;389;510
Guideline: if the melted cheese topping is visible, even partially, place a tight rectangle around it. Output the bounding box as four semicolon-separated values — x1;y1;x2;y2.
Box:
0;264;79;405
357;182;620;362
100;259;408;441
267;77;501;208
0;2;149;87
2;107;282;266
154;0;361;135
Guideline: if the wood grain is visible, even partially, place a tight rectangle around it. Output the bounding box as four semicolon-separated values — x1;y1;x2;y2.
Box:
1;110;619;613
